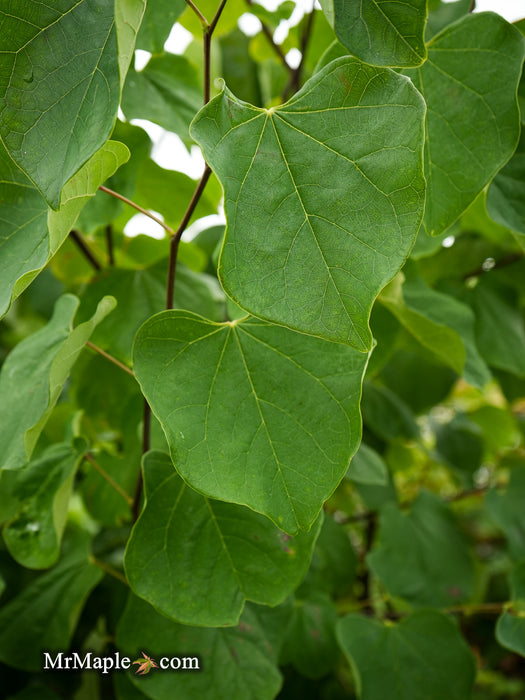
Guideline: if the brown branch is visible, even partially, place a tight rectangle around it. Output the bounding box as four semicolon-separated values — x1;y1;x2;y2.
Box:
99;185;175;236
166;165;212;309
69;230;102;272
283;3;316;99
84;453;133;507
245;0;289;69
85;341;135;377
185;0;208;25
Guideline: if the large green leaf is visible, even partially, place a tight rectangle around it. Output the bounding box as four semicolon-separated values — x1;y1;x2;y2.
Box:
336;610;476;700
191;56;426;350
496;561;525;657
0;0;121;208
125;452;322;626
367;491;474;607
406;13;525;236
116;595;282;700
0;294;115;472
0;140;129;319
0;528;103;671
346;442;388;486
0;441;85;569
319;0;427;67
133;310;368;534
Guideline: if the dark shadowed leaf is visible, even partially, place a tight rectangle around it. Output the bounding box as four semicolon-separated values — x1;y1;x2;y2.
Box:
336;610;476;700
367;491;474;607
116;594;282;700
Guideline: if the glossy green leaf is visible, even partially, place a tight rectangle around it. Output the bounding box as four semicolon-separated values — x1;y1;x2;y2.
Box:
125;452;322;626
496;561;525;657
319;0;427;67
336;610;476;700
367;491;474;607
77;260;224;363
0;442;85;569
347;442;388;486
0;0;121;208
0;141;128;320
122;54;202;143
0;294;115;471
116;594;282;700
136;0;186;53
280;594;339;679
133;310;368;534
486;467;525;559
0;528;103;671
191;56;426;350
406;13;524;237
487;130;525;236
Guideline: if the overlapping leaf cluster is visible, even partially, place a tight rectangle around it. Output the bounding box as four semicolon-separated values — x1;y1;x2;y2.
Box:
0;0;525;698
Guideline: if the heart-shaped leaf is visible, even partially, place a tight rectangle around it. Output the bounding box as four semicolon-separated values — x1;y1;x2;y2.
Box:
133;310;368;533
191;56;425;350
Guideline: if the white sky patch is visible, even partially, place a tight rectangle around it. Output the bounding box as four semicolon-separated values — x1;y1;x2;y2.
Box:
286;47;302;69
134;49;151;71
124;213;166;239
164;23;194;55
238;13;263;35
442;235;456;248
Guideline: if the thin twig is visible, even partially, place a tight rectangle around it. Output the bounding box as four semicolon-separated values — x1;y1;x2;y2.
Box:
185;0;208;25
99;185;175;236
85;341;135;377
69;230;102;272
166;165;212;309
203;0;229;104
105;225;114;266
132;401;151;522
283;3;316;99
463;252;523;280
90;556;129;586
245;0;289;68
84;453;133;506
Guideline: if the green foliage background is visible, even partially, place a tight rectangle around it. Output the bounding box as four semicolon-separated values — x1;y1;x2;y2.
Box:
0;0;525;698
